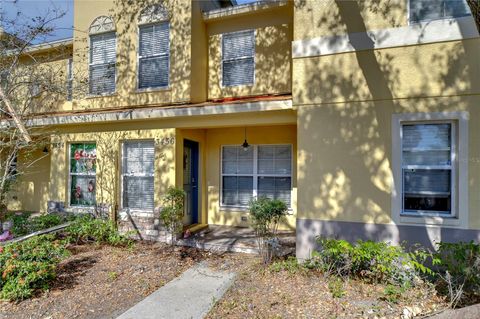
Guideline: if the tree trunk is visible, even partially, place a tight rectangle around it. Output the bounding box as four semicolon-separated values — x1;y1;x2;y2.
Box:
467;0;480;33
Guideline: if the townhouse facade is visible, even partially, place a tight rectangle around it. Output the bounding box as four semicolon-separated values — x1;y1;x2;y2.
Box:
5;0;480;259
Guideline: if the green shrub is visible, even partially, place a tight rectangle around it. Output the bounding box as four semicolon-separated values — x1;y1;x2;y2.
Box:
159;187;186;245
249;197;289;265
0;235;69;301
310;238;423;286
269;256;303;274
431;241;480;305
7;212;66;237
64;215;131;246
328;277;346;298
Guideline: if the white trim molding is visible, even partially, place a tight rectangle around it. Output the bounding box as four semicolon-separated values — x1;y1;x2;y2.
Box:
391;111;469;228
292;16;479;58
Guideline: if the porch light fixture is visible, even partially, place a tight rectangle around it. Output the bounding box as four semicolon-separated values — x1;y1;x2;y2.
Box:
242;127;250;151
42;146;49;154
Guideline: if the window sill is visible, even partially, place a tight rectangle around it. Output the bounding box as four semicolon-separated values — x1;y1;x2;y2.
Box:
219;206;293;214
135;86;171;94
86;92;117;99
399;214;461;227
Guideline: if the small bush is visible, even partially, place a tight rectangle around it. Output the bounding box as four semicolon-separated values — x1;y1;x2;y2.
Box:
0;235;69;301
328;277;346;298
64;215;131;246
431;241;480;306
310;238;423;286
7;212;66;237
160;187;185;245
249;197;288;265
269;256;303;274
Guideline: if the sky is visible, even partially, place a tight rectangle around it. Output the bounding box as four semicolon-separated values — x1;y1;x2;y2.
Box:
1;0;256;43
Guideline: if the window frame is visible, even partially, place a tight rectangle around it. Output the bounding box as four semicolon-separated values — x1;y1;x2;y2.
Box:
68;142;97;208
220;29;256;88
220;144;293;209
408;0;472;25
400;121;456;217
88;31;117;96
391;112;468;227
120;139;156;212
136;21;171;91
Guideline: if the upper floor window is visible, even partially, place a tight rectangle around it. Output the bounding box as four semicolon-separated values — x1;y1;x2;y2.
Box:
89;16;116;95
409;0;471;23
138;22;170;89
222;30;255;87
67;58;73;101
138;4;170;90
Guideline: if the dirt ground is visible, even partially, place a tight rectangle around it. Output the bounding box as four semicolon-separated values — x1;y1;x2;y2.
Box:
0;242;208;319
206;259;449;319
0;242;449;319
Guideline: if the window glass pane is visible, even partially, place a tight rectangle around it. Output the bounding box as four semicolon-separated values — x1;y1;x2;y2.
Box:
258;176;291;206
402;123;451;151
222;176;253;206
123;176;154;210
138;22;169;89
258;145;291;175
445;0;470;17
404;169;451;194
123;140;155;175
403;150;451;166
89;63;115;94
90;32;116;64
222;30;254;60
222;146;253;174
70;143;96;207
138;55;169;89
222;58;254;87
71;176;96;206
410;0;471;22
404;194;451;214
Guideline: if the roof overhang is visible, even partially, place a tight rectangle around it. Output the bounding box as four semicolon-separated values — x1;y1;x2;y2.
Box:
203;0;289;21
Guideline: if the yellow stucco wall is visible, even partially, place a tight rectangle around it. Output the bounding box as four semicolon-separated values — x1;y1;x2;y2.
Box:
297;95;480;230
205;125;297;230
294;0;407;40
48;129;176;216
207;4;292;99
72;0;192;110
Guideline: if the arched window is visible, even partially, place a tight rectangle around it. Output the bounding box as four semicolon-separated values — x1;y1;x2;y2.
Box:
89;16;116;95
137;4;170;89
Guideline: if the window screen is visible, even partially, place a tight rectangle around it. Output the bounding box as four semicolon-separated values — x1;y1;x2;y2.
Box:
409;0;471;23
402;123;454;215
70;143;96;206
122;140;155;210
138;22;170;89
222;30;255;87
89;32;116;94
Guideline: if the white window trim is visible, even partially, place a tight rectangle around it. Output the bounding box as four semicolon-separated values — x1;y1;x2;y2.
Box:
136;21;171;91
68;142;97;208
407;0;472;25
220;29;256;88
391;112;468;228
220;144;293;209
120;139;155;212
88;31;117;96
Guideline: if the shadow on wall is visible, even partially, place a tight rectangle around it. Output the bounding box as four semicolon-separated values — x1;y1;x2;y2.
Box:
294;0;480;252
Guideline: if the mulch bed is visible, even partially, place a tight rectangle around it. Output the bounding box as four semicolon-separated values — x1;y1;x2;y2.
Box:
0;242;208;319
206;258;450;319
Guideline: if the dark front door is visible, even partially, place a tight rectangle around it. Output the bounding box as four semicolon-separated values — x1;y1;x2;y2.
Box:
183;140;199;225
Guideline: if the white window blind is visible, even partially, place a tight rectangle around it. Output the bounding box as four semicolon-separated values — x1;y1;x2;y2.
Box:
221;145;292;207
402;123;454;215
122;140;155;210
89;32;116;95
222;30;255;87
138;22;170;89
409;0;471;23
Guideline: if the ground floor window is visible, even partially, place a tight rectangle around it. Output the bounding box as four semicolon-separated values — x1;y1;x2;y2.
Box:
69;143;96;206
221;144;292;207
121;140;155;210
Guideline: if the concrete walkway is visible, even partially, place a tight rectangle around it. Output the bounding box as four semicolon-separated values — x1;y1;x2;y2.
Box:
116;263;236;319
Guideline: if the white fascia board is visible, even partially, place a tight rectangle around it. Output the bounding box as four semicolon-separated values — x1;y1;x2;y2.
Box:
293;16;479;58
